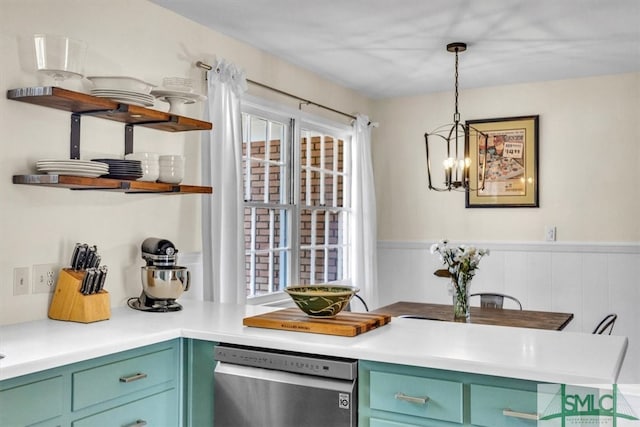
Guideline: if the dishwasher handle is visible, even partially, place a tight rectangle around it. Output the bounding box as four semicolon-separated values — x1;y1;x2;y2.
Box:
214;361;354;392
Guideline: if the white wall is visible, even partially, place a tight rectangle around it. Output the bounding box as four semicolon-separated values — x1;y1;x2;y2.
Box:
0;0;371;325
371;73;640;242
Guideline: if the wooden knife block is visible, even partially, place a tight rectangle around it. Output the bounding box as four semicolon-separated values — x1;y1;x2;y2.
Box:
48;268;110;323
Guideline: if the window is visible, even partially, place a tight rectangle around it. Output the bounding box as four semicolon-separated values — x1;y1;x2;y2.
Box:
242;101;352;300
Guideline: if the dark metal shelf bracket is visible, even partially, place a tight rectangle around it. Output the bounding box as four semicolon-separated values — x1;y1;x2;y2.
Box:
70;114;81;159
125;125;134;155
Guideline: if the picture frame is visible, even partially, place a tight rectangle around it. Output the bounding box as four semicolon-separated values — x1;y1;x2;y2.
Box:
465;115;539;208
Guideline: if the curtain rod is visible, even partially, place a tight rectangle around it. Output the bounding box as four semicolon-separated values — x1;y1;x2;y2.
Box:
196;60;359;121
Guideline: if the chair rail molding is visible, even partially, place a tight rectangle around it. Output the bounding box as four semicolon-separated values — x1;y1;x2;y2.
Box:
378;240;640;254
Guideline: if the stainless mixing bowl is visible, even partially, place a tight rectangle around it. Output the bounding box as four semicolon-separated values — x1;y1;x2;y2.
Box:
141;266;190;300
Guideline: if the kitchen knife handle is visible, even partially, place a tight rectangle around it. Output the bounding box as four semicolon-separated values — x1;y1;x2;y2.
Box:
119;372;148;383
70;243;81;269
124;420;147;427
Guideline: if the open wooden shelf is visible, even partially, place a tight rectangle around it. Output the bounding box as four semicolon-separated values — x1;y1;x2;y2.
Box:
7;86;212;132
8;86;213;195
12;174;212;194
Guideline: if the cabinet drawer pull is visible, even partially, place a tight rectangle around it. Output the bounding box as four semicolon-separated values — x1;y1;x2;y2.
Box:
119;372;148;383
395;392;429;405
503;408;540;420
124;420;147;427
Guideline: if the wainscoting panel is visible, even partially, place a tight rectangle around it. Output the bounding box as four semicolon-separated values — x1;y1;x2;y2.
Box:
377;241;640;383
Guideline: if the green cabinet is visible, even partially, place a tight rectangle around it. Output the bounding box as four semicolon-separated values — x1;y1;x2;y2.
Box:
0;339;180;427
3;338;549;427
360;360;542;427
0;374;64;426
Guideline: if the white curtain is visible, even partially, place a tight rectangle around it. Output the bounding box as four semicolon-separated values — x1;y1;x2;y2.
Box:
351;114;379;309
201;59;247;304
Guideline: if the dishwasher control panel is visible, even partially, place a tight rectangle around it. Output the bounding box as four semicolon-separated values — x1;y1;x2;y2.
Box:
215;344;358;380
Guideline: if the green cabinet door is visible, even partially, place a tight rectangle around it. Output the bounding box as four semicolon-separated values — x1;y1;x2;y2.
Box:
0;375;64;427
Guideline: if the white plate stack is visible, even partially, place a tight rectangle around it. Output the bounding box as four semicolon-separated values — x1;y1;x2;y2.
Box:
35;159;109;177
124;152;160;182
158;155;184;184
86;76;156;107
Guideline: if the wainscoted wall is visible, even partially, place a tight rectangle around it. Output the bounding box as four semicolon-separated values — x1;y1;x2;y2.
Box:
377;241;640;383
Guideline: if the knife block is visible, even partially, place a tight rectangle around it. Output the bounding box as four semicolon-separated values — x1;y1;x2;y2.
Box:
48;268;110;323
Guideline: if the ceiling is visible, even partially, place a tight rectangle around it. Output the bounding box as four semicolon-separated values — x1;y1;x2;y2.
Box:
150;0;640;99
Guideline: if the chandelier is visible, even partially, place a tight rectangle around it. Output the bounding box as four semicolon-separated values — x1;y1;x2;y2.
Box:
424;42;487;192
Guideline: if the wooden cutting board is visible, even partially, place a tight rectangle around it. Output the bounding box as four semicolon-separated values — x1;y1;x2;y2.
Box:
243;308;392;337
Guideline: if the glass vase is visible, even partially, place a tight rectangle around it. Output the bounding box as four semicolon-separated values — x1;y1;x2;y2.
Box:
452;278;471;321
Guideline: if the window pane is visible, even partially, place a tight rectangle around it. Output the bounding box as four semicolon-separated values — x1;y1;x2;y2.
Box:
269;122;284;162
254;253;270;295
314;210;325;245
336;174;344;207
327;211;341;245
254;208;271;251
300;169;323;206
301;134;321;168
299;249;311;284
325;136;334;171
327;248;340;282
267;164;285;204
248;117;267;157
324;172;335;207
314;249;325;283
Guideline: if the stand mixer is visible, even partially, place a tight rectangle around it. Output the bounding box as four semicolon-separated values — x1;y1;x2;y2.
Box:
127;238;190;312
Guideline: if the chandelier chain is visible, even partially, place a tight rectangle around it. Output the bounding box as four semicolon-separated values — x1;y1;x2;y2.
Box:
454;48;460;124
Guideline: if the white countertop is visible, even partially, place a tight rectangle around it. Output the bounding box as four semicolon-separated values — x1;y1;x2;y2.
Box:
0;300;628;384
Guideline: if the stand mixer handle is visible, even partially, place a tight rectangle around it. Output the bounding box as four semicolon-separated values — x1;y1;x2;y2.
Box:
184;270;191;292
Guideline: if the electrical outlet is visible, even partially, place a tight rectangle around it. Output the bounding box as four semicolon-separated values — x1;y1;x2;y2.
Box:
33;264;59;294
13;267;30;296
545;225;557;242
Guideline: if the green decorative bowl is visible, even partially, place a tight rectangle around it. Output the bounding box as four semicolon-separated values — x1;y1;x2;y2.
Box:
285;285;360;318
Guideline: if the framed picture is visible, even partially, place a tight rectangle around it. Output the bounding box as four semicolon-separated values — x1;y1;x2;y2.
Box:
465;115;539;208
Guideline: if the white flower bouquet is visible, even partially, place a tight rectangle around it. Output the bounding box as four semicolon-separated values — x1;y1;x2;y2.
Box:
430;240;489;319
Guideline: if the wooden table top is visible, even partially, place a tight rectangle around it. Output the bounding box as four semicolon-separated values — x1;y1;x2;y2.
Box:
372;301;574;331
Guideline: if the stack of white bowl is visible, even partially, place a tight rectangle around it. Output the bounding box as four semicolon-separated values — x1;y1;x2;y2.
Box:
158;155;185;184
124;152;159;182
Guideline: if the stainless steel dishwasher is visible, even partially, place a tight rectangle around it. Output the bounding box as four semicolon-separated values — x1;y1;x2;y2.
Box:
214;343;358;427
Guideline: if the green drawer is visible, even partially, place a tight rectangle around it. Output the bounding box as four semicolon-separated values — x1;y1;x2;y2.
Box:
0;375;63;426
470;384;538;427
72;389;177;427
370;417;423;427
370;371;463;423
72;347;176;410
